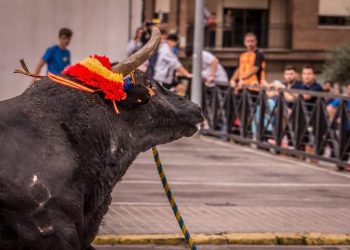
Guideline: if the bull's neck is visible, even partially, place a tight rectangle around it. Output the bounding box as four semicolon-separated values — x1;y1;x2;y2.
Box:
23;81;140;181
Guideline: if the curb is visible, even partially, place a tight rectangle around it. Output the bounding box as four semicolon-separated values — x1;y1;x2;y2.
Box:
93;233;350;245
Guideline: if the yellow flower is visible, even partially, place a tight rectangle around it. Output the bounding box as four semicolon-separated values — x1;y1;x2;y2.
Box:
80;57;123;82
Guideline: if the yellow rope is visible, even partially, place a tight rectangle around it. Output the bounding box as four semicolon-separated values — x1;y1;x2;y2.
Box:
152;147;197;250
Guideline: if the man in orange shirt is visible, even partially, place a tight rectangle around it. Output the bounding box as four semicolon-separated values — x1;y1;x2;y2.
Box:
229;33;266;89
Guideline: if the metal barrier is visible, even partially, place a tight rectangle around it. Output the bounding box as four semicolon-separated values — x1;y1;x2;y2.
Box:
201;84;350;169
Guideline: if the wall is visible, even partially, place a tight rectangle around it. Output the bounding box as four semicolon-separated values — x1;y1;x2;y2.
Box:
0;0;142;101
292;0;350;50
214;0;269;47
268;0;289;49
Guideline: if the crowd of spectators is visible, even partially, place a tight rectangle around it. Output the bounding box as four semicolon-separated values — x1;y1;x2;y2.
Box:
128;23;350;120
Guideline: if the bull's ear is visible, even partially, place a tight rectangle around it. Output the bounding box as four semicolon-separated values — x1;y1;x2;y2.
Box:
121;84;151;108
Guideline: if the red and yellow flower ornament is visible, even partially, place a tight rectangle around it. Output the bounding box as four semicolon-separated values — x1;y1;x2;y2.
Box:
47;54;135;113
62;55;132;102
15;55;141;114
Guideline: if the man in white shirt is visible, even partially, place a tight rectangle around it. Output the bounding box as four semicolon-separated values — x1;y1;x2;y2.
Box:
154;34;192;89
185;47;228;86
202;50;228;86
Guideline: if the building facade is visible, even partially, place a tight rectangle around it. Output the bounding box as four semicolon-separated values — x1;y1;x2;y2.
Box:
0;0;142;101
144;0;350;80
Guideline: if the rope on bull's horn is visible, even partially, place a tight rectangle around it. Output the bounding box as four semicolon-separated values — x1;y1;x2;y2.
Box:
152;147;197;250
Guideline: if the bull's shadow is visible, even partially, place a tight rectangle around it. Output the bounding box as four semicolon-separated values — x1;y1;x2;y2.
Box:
0;28;203;250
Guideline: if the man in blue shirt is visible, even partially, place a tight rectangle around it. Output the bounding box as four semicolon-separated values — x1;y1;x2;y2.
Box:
301;65;323;110
327;85;350;115
34;28;73;76
282;65;304;108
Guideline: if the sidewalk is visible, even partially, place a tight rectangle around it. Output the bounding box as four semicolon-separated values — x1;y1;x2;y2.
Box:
96;136;350;245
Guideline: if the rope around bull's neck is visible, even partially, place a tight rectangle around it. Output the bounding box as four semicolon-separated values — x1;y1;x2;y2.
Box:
151;147;197;250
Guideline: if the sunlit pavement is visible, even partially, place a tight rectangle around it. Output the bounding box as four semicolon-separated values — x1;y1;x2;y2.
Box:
97;136;350;241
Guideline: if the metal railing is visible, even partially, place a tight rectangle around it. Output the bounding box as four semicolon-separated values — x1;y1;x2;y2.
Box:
201;84;350;169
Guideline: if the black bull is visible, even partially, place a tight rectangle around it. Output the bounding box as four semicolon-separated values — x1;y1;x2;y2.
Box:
0;71;203;250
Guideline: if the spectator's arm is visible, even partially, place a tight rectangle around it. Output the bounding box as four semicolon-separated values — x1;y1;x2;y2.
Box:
33;59;46;76
176;66;192;78
230;68;239;88
327;104;337;119
303;85;323;100
34;47;53;76
208;57;219;82
327;99;340;119
284;91;298;102
31;59;46;84
303;93;312;100
173;55;192;78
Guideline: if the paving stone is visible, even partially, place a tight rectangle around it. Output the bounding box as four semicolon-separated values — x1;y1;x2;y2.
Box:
99;137;350;235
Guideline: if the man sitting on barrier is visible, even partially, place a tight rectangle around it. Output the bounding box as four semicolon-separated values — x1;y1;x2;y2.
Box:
202;50;228;87
185;48;228;131
185;47;228;87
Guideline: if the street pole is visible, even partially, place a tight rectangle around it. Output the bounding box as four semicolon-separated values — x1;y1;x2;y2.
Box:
191;0;204;107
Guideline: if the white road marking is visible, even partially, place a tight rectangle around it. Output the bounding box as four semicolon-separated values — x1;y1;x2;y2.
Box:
199;136;350;180
120;179;350;188
132;161;295;167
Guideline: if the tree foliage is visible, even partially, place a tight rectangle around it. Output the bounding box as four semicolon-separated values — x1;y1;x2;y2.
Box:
324;44;350;85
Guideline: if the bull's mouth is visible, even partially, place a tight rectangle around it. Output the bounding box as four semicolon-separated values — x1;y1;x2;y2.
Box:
151;114;204;142
184;114;204;137
182;118;204;137
183;124;198;137
154;122;200;140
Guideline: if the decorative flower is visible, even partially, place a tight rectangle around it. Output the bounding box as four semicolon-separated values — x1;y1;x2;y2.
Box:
62;55;127;102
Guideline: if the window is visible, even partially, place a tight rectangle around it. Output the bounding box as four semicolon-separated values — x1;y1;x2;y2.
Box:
222;8;268;48
319;16;350;26
319;0;350;26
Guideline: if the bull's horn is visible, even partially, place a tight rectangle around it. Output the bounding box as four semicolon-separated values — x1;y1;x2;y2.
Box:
111;27;161;76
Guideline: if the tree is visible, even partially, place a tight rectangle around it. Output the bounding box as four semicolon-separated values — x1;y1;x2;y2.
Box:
324;44;350;85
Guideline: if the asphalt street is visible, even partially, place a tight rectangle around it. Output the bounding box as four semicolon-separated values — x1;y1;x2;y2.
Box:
98;136;350;235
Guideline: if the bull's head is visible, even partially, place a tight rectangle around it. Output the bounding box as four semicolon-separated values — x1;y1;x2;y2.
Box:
55;27;203;160
107;27;203;151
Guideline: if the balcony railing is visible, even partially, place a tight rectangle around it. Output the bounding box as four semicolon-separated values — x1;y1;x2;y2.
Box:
201;84;350;170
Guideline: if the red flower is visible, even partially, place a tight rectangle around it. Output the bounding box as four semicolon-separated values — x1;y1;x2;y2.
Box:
62;55;126;102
